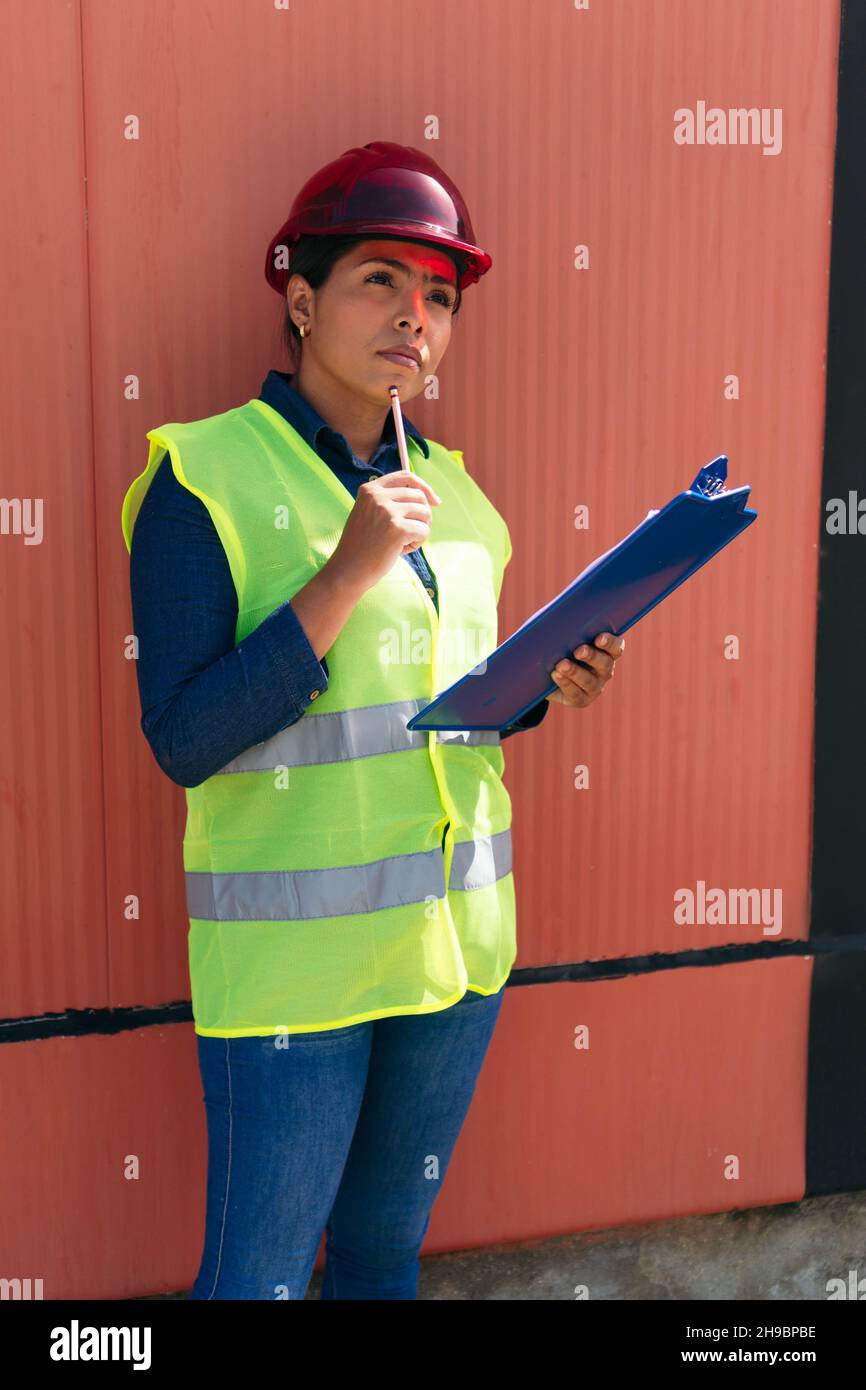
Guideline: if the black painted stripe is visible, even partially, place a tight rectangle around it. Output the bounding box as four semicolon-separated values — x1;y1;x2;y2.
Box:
4;935;866;1043
806;0;866;1194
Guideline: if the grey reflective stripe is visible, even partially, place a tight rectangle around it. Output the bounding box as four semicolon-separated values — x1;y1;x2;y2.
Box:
185;829;512;922
449;828;512;891
215;697;501;773
186;847;446;921
436;726;502;747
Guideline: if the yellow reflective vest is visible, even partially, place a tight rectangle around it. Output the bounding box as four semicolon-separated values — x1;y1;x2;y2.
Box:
121;397;516;1035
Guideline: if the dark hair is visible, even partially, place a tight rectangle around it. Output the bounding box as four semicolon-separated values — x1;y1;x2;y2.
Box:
281;232;466;363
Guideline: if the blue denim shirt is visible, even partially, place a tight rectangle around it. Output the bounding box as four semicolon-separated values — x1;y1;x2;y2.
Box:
129;369;549;787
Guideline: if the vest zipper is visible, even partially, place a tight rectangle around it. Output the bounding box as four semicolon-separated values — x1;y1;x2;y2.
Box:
403;538;460;882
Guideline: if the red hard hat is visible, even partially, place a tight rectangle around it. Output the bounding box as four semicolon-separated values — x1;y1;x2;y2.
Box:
264;141;492;296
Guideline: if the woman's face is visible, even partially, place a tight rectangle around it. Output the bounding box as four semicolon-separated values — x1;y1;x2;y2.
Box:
288;237;459;409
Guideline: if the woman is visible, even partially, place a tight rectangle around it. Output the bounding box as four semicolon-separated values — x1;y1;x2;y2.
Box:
121;141;625;1300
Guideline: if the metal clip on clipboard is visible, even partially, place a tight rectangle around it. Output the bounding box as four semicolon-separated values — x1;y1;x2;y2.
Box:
406;454;758;732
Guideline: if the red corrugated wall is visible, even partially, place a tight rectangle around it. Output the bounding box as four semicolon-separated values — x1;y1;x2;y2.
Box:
0;0;839;1296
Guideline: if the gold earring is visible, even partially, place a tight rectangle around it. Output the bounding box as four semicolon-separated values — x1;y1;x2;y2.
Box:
299;324;307;338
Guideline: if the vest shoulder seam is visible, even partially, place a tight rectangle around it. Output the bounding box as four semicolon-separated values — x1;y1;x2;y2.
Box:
149;402;252;438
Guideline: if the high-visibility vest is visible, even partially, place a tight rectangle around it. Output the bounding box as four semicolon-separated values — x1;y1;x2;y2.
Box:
121;397;516;1036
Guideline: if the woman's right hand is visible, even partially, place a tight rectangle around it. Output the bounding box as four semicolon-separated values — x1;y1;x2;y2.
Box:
328;469;442;594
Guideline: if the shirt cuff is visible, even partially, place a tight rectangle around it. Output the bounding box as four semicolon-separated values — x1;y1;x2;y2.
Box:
499;695;550;739
258;600;330;717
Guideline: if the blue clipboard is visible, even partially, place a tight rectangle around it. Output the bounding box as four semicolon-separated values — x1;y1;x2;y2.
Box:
407;455;758;732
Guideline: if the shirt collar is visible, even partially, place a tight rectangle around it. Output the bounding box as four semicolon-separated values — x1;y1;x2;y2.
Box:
259;369;430;461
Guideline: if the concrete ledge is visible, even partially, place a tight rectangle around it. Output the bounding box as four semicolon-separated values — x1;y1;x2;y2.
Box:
308;1189;861;1295
137;1193;866;1299
310;1193;866;1300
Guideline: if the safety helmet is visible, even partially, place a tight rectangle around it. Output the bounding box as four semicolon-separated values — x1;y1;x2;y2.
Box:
264;141;492;296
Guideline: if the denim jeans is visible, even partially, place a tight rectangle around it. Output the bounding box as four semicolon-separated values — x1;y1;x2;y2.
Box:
188;984;506;1300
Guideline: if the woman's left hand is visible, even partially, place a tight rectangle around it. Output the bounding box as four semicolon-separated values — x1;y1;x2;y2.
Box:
547;631;626;707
